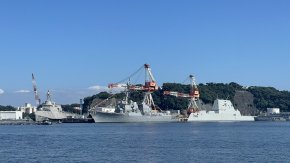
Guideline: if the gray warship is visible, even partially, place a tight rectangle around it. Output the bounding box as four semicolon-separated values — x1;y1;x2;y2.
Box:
164;75;254;122
32;74;77;122
90;64;179;123
35;90;72;122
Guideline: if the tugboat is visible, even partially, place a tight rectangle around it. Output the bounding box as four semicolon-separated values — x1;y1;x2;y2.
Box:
37;119;52;125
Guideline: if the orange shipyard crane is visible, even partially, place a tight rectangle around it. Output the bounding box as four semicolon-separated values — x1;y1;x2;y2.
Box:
32;73;41;107
163;75;200;115
108;64;159;109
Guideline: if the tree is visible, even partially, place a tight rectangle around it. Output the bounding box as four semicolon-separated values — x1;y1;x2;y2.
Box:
0;105;16;111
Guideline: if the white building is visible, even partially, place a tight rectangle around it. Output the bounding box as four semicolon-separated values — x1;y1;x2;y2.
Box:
18;103;37;114
267;108;280;114
0;111;23;120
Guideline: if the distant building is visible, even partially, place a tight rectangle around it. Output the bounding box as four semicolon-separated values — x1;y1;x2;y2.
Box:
18;103;37;114
267;108;280;114
0;111;23;120
73;107;81;111
242;86;249;90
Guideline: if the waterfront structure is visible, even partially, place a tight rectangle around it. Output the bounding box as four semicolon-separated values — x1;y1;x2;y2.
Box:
18;103;36;114
267;108;280;114
255;108;290;121
0;111;23;120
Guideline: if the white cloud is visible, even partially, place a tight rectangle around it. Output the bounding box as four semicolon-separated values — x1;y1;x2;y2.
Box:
88;85;126;93
0;89;4;95
15;90;31;93
88;85;108;91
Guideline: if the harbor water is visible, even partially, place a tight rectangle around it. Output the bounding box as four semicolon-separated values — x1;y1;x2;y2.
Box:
0;122;290;163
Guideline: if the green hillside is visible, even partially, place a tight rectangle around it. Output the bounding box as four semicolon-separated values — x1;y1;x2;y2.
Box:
82;82;290;115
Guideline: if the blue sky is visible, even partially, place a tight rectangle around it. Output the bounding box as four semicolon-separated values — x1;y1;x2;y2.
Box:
0;0;290;106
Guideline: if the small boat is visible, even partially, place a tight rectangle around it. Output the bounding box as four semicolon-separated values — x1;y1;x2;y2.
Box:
38;120;52;125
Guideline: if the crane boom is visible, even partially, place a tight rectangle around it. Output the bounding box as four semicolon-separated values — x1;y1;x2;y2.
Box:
108;83;127;89
144;64;156;82
144;64;158;92
164;75;200;114
163;91;192;98
108;64;159;92
32;73;41;106
107;63;159;109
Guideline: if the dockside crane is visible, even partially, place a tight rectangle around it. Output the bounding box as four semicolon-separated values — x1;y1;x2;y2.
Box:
108;64;159;109
32;73;41;107
142;64;158;109
164;75;200;115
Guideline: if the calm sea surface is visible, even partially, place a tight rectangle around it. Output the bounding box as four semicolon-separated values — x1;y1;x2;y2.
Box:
0;122;290;163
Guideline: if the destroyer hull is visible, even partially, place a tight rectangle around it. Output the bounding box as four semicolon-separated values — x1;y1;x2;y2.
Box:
188;113;254;122
92;111;178;123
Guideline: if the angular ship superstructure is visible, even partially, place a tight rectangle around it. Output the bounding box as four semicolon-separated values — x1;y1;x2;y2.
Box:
164;75;254;122
35;90;69;122
32;74;76;122
188;99;254;122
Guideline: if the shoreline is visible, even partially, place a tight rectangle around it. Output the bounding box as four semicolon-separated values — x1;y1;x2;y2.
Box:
0;120;36;125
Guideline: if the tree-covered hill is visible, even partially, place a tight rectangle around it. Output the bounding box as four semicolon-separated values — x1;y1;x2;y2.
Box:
82;82;290;115
247;86;290;112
